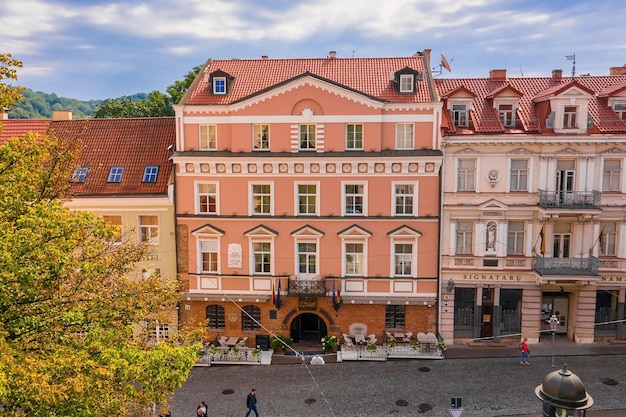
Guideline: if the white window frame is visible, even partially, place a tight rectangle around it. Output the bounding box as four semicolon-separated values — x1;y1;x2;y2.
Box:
392;182;418;216
142;166;159;183
108;166;124;183
250;240;273;276
199;124;217;150
299;124;316;150
343;241;366;277
457;159;476;191
599;222;617;257
455;220;473;255
213;77;226;94
509;159;529;192
613;102;626;121
295;182;319;216
563;105;579;129
196;182;219;214
395;123;414;149
295;240;318;278
399;74;414;93
391;241;416;277
72;167;88;182
253;124;270;150
507;221;525;255
497;103;516;127
342;182;367;216
198;239;219;273
602;159;622;192
138;214;159;245
346;123;363;150
250;182;273;215
452;103;469;127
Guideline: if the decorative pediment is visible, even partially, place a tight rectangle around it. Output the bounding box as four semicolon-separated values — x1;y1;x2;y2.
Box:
486;84;524;100
600;147;626;154
244;224;279;237
387;225;422;238
441;86;477;100
454;147;481;154
478;199;509;211
191;224;225;237
337;224;372;238
291;224;325;237
508;148;536;155
556;147;582;155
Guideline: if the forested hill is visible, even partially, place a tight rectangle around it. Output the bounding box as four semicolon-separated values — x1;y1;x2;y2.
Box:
7;89;149;119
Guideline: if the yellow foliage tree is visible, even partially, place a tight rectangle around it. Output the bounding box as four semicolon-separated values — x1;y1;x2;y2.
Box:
0;53;24;111
0;129;200;414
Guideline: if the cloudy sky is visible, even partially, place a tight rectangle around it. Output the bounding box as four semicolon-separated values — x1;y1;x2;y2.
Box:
3;0;625;100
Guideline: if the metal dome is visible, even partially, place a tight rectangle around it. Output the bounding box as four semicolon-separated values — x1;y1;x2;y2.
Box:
535;364;593;410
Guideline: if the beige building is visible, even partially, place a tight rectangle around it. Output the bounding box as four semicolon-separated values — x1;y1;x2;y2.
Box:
437;67;626;344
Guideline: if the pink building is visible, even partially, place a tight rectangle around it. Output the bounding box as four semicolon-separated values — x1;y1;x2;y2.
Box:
173;52;443;347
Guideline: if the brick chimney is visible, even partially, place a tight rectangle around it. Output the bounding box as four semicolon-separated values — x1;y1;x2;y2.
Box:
489;69;507;81
552;69;563;81
53;110;72;120
609;65;626;75
328;51;337;59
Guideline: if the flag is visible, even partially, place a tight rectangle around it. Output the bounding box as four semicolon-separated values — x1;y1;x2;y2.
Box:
539;224;546;255
566;54;575;60
272;279;276;304
332;278;337;307
599;226;605;252
275;278;281;310
337;277;342;305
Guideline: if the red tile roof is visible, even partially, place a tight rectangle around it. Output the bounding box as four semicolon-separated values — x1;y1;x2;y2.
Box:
183;55;436;105
48;118;175;196
0;119;52;143
436;75;626;134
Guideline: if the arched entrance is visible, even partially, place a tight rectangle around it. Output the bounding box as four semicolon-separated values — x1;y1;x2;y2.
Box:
289;313;327;343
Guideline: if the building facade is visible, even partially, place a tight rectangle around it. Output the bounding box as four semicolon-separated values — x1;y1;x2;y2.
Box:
173;52;443;346
437;67;626;344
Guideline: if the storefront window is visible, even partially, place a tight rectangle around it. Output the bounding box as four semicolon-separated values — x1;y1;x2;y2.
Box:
499;289;522;335
454;288;476;337
595;290;618;334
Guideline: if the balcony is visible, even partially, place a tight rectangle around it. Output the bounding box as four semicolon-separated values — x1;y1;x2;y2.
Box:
538;190;601;210
534;256;598;276
287;276;327;296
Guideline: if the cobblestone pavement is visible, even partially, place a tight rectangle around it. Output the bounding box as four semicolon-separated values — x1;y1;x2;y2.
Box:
168;340;626;417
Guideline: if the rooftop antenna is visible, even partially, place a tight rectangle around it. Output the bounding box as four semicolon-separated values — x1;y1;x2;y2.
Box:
433;53;452;77
352;50;355;58
519;64;524;77
566;53;576;77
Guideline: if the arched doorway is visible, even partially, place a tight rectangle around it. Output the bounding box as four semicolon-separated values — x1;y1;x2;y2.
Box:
290;313;327;343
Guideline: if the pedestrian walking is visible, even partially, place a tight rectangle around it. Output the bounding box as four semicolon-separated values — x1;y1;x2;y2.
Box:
519;337;530;365
196;401;207;417
245;388;259;417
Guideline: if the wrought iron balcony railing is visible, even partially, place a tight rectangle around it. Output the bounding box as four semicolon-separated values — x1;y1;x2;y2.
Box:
534;256;598;276
538;190;601;209
287;276;327;296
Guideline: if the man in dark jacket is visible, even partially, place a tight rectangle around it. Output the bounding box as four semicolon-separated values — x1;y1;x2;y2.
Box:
245;388;259;417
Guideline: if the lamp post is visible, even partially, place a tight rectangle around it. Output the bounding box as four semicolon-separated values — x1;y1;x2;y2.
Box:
535;364;593;417
549;314;560;367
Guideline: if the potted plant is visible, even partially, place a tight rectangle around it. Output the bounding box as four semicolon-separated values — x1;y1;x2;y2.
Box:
270;335;293;352
366;343;378;352
320;335;339;352
409;340;421;351
208;345;220;357
386;339;396;349
251;347;262;357
228;346;241;359
437;341;447;352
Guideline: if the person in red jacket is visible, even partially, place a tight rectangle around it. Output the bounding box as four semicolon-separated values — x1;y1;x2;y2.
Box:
520;337;530;365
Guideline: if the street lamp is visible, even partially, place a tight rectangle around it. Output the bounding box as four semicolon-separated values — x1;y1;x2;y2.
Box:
549;314;560;367
535;364;593;417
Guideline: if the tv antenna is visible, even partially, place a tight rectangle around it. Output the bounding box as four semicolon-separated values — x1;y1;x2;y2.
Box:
566;53;576;77
433;53;452;77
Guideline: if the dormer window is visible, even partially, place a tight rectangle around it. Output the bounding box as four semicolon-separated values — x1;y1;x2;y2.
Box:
143;166;159;183
213;77;226;94
107;167;124;183
399;74;414;93
452;104;469;127
613;103;626;121
497;104;515;127
563;105;579;128
71;167;88;183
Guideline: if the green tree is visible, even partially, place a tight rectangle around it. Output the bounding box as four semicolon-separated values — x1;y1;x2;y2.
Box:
0;132;200;416
167;64;203;104
0;53;25;112
94;90;174;118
